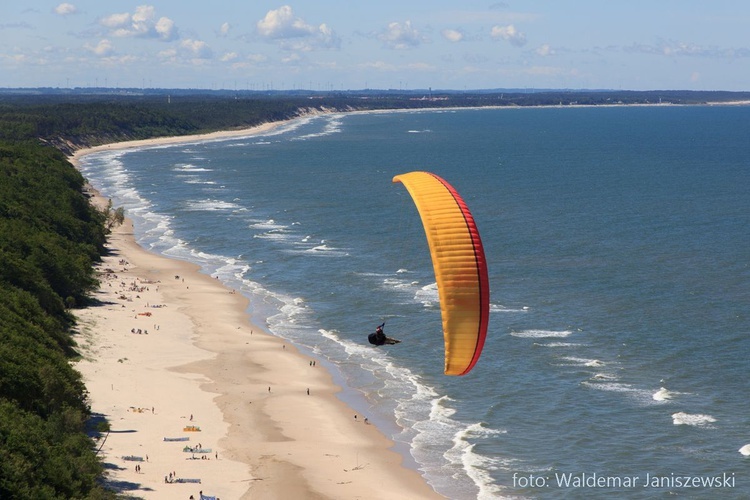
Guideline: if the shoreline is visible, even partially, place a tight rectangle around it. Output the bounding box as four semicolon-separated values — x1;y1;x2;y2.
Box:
71;119;444;499
69;101;750;498
68;98;750;158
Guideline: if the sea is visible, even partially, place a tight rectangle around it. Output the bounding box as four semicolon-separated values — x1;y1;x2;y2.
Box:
78;105;750;499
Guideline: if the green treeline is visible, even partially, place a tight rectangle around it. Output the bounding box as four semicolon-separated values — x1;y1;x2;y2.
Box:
0;138;114;498
0;94;347;153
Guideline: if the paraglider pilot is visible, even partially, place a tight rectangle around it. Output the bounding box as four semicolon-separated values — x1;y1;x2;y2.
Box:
368;323;399;346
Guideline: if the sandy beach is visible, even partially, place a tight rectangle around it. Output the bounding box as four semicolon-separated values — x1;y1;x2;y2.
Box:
71;122;443;499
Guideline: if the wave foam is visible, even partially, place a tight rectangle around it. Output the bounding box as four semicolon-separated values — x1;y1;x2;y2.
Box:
491;304;529;313
291;115;343;141
581;380;658;405
185;199;241;211
672;412;716;427
559;356;605;367
534;342;582;347
445;422;508;500
652;387;676;401
415;283;439;307
305;244;348;257
511;329;572;338
173;163;212;172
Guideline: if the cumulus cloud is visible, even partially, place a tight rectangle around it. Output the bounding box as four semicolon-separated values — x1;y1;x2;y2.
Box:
491;24;526;47
85;39;113;56
156;39;212;63
257;6;307;38
219;22;231;37
257;6;339;50
54;3;77;16
100;5;178;41
220;51;238;62
179;39;213;59
154;17;175;40
378;20;423;49
100;12;130;28
441;29;464;43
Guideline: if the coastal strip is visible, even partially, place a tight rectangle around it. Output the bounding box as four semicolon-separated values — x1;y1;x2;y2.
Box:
70;122;443;499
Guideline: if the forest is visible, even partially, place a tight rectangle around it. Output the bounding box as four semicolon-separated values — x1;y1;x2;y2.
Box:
1;89;749;497
0;138;113;498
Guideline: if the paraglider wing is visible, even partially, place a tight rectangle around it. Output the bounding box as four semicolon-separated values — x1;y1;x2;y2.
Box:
393;171;489;376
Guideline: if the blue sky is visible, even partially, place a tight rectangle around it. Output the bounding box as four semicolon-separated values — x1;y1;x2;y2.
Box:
2;1;749;91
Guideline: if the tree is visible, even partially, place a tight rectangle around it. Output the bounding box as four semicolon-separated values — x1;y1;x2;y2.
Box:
102;199;125;232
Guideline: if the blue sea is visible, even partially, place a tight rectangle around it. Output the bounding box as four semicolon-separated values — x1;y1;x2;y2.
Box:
78;105;750;499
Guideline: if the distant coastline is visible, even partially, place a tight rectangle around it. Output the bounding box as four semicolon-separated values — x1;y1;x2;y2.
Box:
69;97;750;162
4;88;750;156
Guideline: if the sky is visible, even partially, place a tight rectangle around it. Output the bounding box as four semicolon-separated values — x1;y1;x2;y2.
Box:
2;1;750;91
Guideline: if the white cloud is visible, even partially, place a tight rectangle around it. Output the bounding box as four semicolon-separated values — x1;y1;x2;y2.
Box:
219;22;231;37
85;39;114;56
316;23;338;48
442;29;464;43
54;3;77;16
131;5;154;28
101;12;130;28
378;20;423;49
180;39;212;59
220;51;238;62
257;6;339;50
491;24;526;47
155;17;175;40
257;6;306;38
281;53;301;64
158;48;177;58
99;5;178;41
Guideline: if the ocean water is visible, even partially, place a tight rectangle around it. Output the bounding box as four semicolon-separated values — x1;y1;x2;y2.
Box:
78;105;750;499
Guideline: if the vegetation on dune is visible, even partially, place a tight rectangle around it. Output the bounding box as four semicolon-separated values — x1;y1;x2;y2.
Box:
0;137;115;498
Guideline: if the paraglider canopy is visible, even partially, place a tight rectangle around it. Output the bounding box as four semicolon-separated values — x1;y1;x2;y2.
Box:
393;171;489;375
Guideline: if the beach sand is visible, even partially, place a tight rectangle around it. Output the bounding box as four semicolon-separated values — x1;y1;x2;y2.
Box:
71;123;443;499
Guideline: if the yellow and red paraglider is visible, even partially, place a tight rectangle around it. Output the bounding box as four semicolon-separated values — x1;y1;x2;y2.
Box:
393;171;489;376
